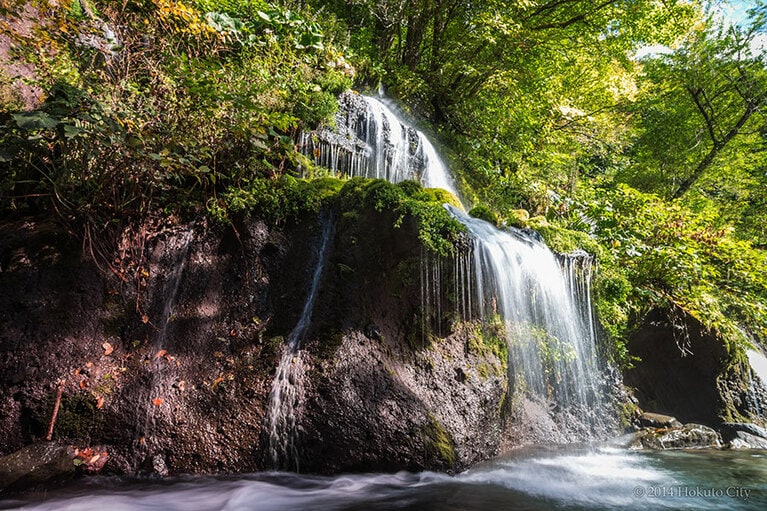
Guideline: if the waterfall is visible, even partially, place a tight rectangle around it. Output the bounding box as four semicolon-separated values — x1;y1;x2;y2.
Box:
267;212;335;470
305;90;614;438
447;207;608;433
299;93;460;200
747;348;767;421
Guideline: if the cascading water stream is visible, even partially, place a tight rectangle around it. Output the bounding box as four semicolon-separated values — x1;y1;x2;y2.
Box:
746;348;767;420
304;91;614;437
447;207;607;432
299;93;460;200
267;212;335;470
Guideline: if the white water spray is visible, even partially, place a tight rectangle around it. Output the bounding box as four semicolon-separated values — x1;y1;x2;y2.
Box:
300;94;460;201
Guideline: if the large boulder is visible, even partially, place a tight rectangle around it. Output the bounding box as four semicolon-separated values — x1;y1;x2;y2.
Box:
624;306;762;426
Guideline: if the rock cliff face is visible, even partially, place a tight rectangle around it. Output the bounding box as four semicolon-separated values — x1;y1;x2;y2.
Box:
624;305;766;427
0;207;506;477
2;206;764;480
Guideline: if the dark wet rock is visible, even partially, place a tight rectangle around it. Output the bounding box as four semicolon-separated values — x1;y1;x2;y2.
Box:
638;412;682;429
0;209;510;476
631;423;721;450
624;305;764;426
300;329;505;475
720;422;767;449
728;431;767;450
0;442;75;490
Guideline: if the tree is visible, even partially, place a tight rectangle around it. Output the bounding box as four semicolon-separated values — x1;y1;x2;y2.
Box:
628;14;767;200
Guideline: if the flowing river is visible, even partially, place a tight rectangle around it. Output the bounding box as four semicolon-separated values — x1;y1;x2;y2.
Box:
3;444;766;510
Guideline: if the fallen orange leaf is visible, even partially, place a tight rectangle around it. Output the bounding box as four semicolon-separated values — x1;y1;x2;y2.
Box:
96;396;104;409
155;349;167;359
152;397;163;406
79;380;88;389
102;342;114;356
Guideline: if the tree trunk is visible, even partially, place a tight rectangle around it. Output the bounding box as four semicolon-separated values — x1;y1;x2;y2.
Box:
402;1;432;70
672;106;755;200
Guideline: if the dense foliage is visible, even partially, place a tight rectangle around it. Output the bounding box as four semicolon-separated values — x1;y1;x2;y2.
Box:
1;0;352;227
1;0;766;364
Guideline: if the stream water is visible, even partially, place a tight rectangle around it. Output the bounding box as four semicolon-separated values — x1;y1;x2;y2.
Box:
4;445;766;510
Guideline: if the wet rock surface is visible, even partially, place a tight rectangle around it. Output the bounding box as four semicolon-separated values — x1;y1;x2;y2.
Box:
638;412;683;429
0;443;75;490
720;422;767;449
0;210;507;477
624;306;765;426
631;423;722;450
728;431;767;450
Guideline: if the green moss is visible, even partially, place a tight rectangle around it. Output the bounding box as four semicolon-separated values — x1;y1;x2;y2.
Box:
617;401;640;431
527;216;550;229
507;209;530;228
464;320;508;374
55;393;103;439
421;414;456;467
336;178;464;255
424;188;462;209
267;336;284;353
468;204;500;226
395;257;421;289
536;224;602;256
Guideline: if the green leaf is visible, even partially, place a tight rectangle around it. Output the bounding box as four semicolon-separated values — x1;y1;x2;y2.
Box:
12;112;60;130
63;123;83;139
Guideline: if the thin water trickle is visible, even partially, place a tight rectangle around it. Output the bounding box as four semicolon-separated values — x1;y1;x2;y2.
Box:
154;228;195;349
137;227;195;459
747;349;767;420
267;212;335;470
